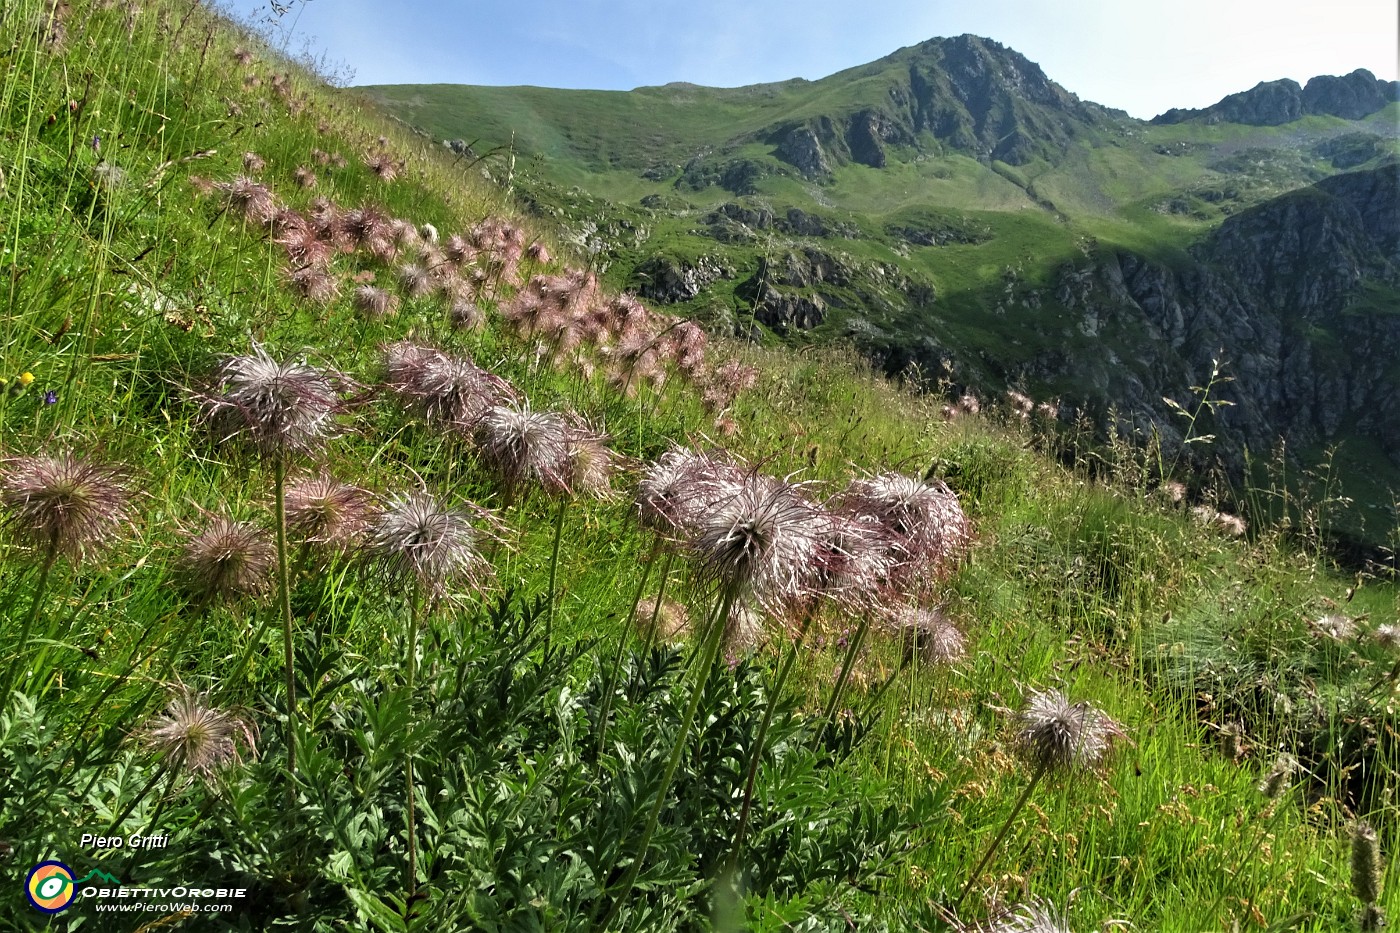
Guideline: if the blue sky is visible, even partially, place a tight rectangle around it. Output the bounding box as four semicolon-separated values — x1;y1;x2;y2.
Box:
220;0;1399;119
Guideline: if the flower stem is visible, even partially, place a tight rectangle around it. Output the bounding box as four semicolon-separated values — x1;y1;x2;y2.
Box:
274;456;296;777
405;585;421;898
595;536;661;765
954;765;1045;911
727;614;812;878
814;613;871;751
594;583;737;931
6;542;58;698
545;495;568;648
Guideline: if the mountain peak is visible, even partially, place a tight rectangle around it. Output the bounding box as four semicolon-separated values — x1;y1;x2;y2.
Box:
1152;68;1399;125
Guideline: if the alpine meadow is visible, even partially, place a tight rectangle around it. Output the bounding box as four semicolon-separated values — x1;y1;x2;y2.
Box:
0;2;1397;932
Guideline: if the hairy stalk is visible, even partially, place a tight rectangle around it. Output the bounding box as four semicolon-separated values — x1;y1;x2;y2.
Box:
814;614;872;750
595;536;661;766
954;765;1046;910
6;541;59;698
545;496;568;647
727;613;813;876
275;456;297;777
641;550;677;654
594;583;738;931
405;586;421;898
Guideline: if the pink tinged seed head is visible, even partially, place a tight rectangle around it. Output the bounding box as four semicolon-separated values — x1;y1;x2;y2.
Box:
843;472;971;585
635;447;746;535
886;605;965;665
284;473;375;548
196;344;347;458
689;472;829;615
286;265;339;304
141;689;258;781
215;176;279;226
366;490;496;599
0;452;134;562
353;284;399;319
381;341;514;431
178;515;275;604
476;401;574;497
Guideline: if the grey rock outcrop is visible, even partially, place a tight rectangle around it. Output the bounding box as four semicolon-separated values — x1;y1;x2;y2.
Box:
1153;69;1399;126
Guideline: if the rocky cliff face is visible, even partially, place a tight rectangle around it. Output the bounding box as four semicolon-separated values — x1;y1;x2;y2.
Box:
766;35;1109;177
1153;69;1399;126
1004;165;1400;470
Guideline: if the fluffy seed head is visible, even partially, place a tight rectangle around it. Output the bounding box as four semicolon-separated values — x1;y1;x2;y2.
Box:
285;474;375;548
1373;624;1400;650
241;151;265;173
197;345;346;457
215;176;278;226
690;473;828;614
285;265;339;304
725;602;765;652
141;689;257;781
526;241;551;263
1258;753;1297;799
178;515;274;604
366;491;496;599
397;263;432;298
985;898;1072;933
381;341;513;430
635;597;690;643
843;472;971;586
353;285;399;319
1;452;133;561
888;606;965;666
1315;613;1357;641
814;508;895;608
294;166;317;189
476;402;574;497
561;424;616;499
1015;689;1125;773
636;447;746;535
364;151;401;181
449;299;484;331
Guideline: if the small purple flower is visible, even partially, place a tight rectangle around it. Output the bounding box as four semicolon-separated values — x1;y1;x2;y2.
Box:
43;390;58;405
91;135;101;154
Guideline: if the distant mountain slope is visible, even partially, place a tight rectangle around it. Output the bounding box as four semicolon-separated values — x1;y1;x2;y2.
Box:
1152;69;1399;125
364;39;1400;545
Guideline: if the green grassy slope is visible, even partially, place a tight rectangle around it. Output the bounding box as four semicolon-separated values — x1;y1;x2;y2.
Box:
1;3;1398;931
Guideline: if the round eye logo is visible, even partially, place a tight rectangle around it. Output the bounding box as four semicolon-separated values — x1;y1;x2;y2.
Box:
25;861;76;913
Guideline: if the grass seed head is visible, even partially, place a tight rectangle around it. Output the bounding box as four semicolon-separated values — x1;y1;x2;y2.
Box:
1350;821;1383;906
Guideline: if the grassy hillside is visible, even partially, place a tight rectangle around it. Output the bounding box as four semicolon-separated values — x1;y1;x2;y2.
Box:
365;64;1400;550
1;3;1398;931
